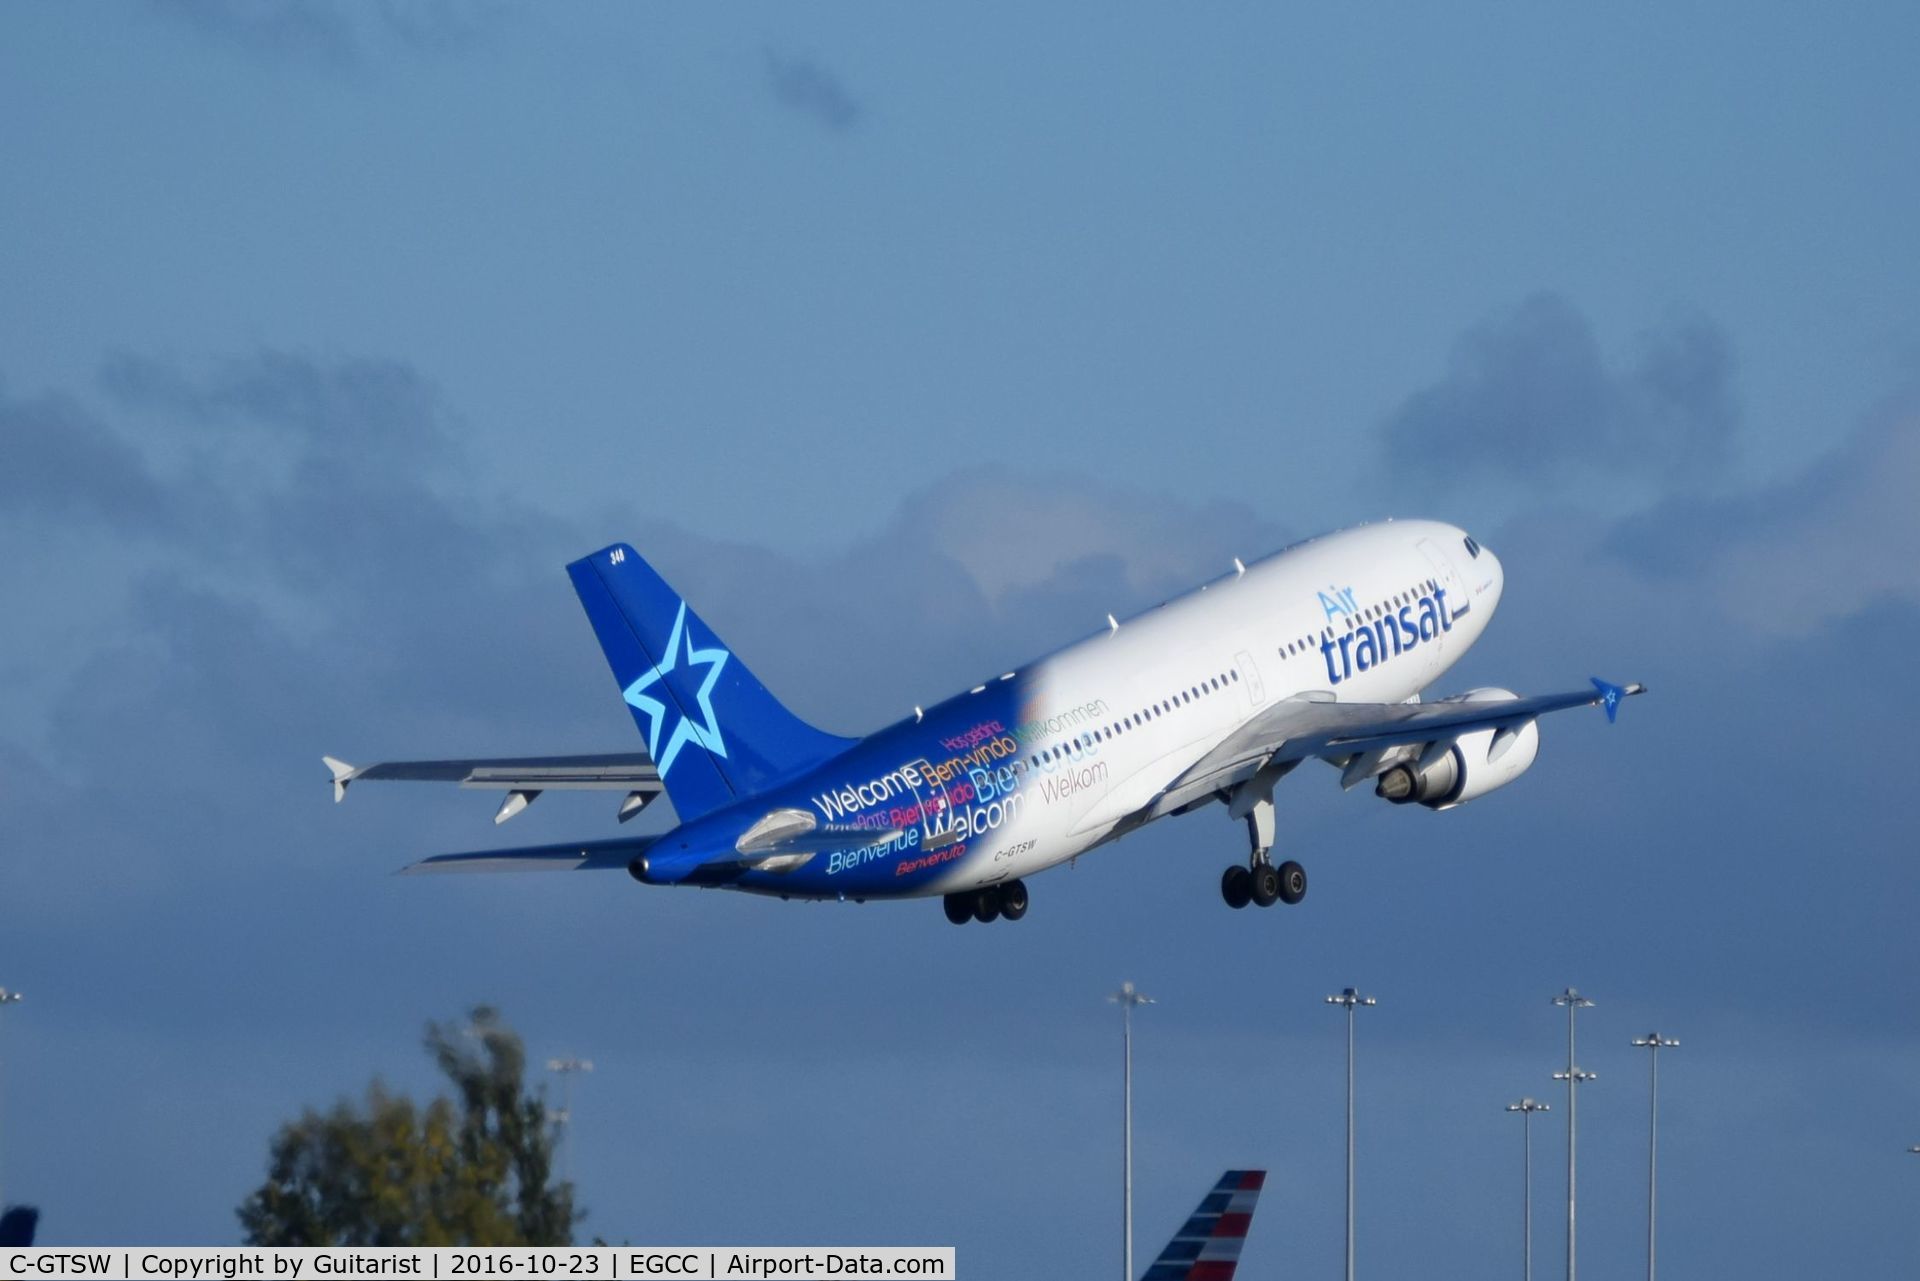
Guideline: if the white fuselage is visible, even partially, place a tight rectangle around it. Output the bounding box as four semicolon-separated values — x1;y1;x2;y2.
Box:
917;520;1504;895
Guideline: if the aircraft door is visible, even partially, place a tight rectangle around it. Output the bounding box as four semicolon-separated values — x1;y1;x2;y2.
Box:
1414;536;1467;668
1415;537;1462;599
1235;650;1266;706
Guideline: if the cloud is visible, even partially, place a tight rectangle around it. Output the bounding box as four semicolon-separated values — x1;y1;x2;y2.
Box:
145;0;361;68
764;50;864;132
611;468;1291;737
101;348;455;468
0;378;179;536
1378;292;1737;492
879;467;1284;605
9;351;1291;891
371;0;515;56
1607;390;1920;634
144;0;514;69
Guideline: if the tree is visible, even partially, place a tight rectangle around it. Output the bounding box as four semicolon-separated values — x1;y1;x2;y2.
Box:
238;1007;577;1246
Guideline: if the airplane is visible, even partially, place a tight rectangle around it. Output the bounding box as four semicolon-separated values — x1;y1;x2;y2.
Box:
1142;1170;1265;1281
325;520;1643;922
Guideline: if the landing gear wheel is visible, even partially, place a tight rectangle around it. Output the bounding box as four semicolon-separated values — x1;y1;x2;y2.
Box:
1221;865;1253;909
972;888;1002;924
1276;860;1307;905
1249;863;1281;908
943;894;972;926
999;880;1029;921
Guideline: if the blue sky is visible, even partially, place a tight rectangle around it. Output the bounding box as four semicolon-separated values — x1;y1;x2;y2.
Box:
2;2;1917;1275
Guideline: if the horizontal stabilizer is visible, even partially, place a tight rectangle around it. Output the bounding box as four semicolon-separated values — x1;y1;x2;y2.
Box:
399;835;656;876
324;754;664;820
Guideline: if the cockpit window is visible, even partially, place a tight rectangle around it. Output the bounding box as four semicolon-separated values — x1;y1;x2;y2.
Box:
1463;535;1481;558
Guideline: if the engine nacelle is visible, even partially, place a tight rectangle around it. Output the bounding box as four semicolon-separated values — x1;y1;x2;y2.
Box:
1374;687;1540;810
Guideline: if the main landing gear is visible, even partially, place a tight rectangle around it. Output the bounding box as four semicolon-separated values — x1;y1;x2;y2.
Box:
1221;798;1306;910
943;879;1028;925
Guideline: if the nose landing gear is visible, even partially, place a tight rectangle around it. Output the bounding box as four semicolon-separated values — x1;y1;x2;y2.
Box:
1221;798;1307;910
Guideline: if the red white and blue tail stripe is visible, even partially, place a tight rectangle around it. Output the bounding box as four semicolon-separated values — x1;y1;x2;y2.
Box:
1142;1169;1265;1281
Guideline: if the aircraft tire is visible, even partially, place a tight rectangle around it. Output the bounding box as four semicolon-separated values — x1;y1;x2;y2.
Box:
1221;865;1253;909
1000;879;1029;921
972;888;1002;924
943;894;972;925
1249;863;1282;908
1277;860;1307;905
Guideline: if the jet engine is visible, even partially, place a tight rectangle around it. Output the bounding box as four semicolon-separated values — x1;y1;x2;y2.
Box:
1374;688;1540;810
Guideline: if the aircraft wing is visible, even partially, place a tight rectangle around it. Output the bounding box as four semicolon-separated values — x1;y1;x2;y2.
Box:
324;753;663;823
1177;678;1645;794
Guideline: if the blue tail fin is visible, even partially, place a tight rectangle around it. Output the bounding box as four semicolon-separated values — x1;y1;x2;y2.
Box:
568;544;855;821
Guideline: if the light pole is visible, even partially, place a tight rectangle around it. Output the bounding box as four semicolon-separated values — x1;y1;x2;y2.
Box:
1631;1034;1678;1281
0;988;20;1210
1108;982;1153;1281
1550;989;1595;1281
1325;988;1376;1281
1506;1099;1550;1281
545;1057;593;1186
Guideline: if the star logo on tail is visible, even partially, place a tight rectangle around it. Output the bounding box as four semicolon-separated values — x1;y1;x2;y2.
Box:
622;603;730;775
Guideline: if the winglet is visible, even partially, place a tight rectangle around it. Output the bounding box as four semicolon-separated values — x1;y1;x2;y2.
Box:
1589;678;1646;724
323;756;359;803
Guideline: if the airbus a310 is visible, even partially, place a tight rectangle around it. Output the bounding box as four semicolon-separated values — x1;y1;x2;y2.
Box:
326;520;1642;923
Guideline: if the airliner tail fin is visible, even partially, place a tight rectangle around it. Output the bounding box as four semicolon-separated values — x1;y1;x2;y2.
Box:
1142;1169;1265;1281
567;545;855;821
